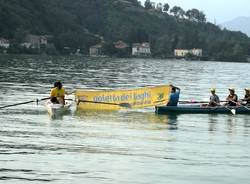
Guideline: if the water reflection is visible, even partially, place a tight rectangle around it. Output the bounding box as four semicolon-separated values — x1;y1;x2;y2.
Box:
74;109;178;130
48;111;71;121
208;114;219;132
243;116;250;136
226;116;237;135
1;55;250;184
164;114;178;130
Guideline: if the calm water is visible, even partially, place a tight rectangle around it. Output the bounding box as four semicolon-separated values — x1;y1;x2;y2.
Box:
0;55;250;184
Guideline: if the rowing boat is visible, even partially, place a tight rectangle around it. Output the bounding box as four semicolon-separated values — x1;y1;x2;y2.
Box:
45;100;72;117
155;104;250;114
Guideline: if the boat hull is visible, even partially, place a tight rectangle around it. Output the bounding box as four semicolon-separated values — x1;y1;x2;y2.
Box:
46;100;71;117
155;104;250;114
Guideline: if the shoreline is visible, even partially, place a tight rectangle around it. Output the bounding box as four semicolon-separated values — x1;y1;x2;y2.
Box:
0;53;249;63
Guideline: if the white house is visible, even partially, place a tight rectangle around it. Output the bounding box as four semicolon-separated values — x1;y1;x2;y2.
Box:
0;38;10;48
132;42;151;57
191;48;202;56
174;48;202;57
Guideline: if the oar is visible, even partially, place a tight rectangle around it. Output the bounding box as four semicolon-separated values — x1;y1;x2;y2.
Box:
223;106;236;115
241;104;250;111
179;100;227;104
179;100;208;104
179;100;236;115
0;97;50;109
78;100;132;108
229;100;250;111
66;90;75;95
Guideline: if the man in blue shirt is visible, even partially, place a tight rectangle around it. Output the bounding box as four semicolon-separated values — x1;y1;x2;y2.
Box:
167;85;180;106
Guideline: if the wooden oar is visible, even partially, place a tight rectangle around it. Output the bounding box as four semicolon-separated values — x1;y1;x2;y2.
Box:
0;97;50;109
77;100;132;108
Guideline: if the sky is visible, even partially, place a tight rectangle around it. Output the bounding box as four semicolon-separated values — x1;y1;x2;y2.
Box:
139;0;250;23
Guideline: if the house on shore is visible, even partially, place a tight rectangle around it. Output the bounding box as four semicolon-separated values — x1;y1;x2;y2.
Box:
114;40;129;49
0;38;10;48
174;48;202;57
21;34;52;49
113;40;130;57
132;42;151;57
89;44;103;56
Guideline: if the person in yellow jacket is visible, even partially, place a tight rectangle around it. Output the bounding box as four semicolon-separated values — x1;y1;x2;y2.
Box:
50;81;66;104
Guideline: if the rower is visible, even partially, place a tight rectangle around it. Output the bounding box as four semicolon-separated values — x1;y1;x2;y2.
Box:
167;85;180;106
242;88;250;105
225;88;238;106
208;88;220;106
50;81;66;105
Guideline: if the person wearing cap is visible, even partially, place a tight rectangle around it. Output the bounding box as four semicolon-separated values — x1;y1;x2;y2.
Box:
50;81;66;104
209;88;220;106
225;88;238;106
167;84;180;106
242;88;250;105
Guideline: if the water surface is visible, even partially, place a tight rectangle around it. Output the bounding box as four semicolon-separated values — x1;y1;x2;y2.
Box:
0;55;250;184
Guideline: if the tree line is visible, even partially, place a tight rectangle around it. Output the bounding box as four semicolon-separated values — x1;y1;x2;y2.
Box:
144;0;206;23
0;0;249;61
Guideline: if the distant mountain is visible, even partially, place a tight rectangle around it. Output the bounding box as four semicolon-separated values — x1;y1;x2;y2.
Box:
221;16;250;37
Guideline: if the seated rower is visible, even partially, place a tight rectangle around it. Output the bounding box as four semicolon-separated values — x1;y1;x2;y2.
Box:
50;81;66;105
208;88;220;106
225;88;238;106
167;85;180;106
241;88;250;105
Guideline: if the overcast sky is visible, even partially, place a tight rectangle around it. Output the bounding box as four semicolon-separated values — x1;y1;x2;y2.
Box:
139;0;250;23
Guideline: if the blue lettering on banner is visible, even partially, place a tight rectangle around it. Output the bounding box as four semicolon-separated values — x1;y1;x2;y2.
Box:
133;92;151;101
93;91;151;103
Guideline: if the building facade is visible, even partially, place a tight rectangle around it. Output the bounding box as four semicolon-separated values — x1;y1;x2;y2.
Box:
21;34;51;49
174;48;202;57
89;44;103;56
114;40;129;49
132;42;151;57
0;38;10;48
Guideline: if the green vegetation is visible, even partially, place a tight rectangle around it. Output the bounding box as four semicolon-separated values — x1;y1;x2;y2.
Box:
0;0;249;61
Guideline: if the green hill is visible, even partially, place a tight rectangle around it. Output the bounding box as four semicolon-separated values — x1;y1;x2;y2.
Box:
0;0;250;61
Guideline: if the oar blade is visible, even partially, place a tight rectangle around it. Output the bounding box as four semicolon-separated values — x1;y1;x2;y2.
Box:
231;109;236;115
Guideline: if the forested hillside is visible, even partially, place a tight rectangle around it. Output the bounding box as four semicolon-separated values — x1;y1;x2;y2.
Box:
0;0;250;61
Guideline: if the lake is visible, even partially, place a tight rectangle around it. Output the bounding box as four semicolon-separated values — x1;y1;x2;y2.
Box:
0;55;250;184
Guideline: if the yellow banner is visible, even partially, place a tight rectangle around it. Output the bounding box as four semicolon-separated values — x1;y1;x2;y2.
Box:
75;85;171;110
